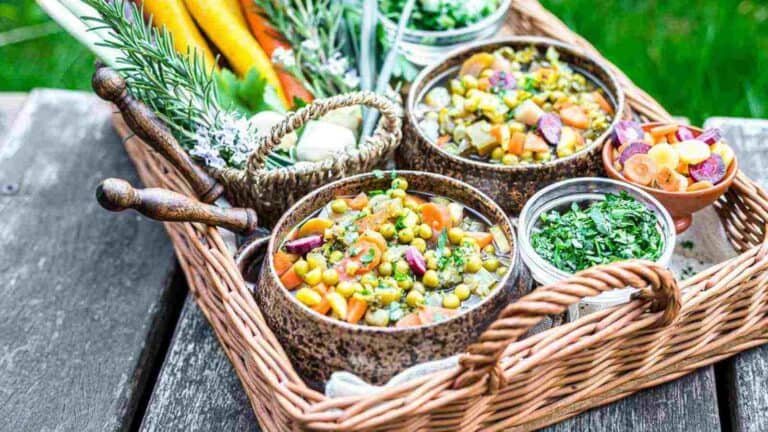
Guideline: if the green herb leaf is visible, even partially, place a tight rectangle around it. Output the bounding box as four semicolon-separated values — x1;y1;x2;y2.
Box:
360;248;376;264
215;68;286;116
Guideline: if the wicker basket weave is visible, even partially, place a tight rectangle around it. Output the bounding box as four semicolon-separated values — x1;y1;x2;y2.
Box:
115;1;768;430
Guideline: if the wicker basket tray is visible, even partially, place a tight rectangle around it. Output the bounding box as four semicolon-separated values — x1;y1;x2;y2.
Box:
115;1;768;430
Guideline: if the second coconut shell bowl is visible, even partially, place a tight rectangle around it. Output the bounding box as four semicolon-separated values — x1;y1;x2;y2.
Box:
602;123;738;233
398;36;626;215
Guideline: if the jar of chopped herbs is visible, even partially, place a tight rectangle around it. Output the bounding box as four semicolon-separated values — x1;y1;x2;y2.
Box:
530;192;664;273
380;0;501;32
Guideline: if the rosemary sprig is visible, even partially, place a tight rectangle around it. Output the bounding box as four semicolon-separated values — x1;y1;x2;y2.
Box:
254;0;360;99
81;0;290;170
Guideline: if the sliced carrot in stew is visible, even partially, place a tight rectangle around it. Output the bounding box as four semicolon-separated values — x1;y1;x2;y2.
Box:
279;267;303;290
418;306;460;325
421;203;452;232
273;250;299;276
463;231;494;249
297;217;334;237
591;91;614;115
357;210;389;233
650;124;678;138
623;154;658;186
559;105;590;129
507;131;526;156
396;312;422;328
348;240;382;273
359;231;387;252
345;192;369;210
404;193;426;208
346;297;368;324
311;283;331;315
436;135;451;147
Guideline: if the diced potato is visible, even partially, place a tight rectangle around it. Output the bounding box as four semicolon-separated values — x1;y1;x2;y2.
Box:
514;99;544;126
466;121;499;156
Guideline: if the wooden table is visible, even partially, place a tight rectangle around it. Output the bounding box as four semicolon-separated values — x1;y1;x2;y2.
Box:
1;89;766;431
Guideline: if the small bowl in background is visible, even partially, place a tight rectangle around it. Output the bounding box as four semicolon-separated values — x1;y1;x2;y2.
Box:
378;0;512;67
518;177;676;321
602;123;738;233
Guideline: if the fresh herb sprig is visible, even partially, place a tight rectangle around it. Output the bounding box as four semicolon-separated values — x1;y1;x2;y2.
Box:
82;0;290;170
530;192;664;273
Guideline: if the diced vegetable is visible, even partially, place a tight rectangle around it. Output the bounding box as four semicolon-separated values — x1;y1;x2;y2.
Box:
297;218;334;237
405;246;427;276
421;203;452;232
537;113;562;145
617;142;651;165
514;99;544;126
523;132;549;153
284;235;323;255
623;154;658;186
674;140;711;165
466;121;498;156
280;267;303;290
463;231;494;249
346;297;368;324
697;128;722;145
559;105;589;129
489;225;510;253
648;143;679;170
613;120;644;147
689;154;727;184
273;250;299;276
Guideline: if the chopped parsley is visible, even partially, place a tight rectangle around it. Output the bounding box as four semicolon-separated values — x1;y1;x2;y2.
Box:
360;248;376;264
530;192;664;273
681;240;695;250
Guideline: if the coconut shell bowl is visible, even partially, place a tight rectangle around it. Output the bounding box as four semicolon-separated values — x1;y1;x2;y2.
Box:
399;36;625;215
602;122;738;233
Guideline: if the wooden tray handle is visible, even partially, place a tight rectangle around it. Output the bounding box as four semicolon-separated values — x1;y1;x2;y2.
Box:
246;91;401;172
96;178;259;235
454;260;681;393
92;66;225;204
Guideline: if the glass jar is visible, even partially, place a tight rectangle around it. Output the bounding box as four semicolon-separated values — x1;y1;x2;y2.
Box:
378;0;512;67
517;177;676;321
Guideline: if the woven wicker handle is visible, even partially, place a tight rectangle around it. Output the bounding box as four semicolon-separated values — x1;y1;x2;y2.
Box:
454;260;681;392
92;66;225;204
246;91;401;171
96;178;259;235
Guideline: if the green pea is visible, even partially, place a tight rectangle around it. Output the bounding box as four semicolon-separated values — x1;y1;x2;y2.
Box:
411;238;427;253
380;223;396;239
330;199;348;214
483;245;496;255
465;255;483;273
397;276;413;289
418;224;433;240
502;154;519;165
392;178;408;190
491;147;504;161
406;290;424;307
422;270;439;288
378;261;393;276
454;283;471;300
483;258;501;272
448;227;464;245
388;188;406;199
395;260;410;275
496;266;508;277
442;293;460;309
329;250;344;264
398;227;415;243
292;259;309;277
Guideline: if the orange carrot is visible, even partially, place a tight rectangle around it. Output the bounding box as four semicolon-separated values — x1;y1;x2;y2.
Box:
463;231;494;249
239;0;313;107
346;297;368;324
311;283;332;315
591;91;614;115
273;250;298;276
396;312;422;328
418;306;460;325
650;124;678;138
507;131;525;155
297;217;334;237
623;154;658;186
436;135;451;147
560;106;590;129
421;203;452;232
356;210;388;233
404;194;426;208
279;267;303;290
345;192;369;210
490;124;509;149
348;241;382;273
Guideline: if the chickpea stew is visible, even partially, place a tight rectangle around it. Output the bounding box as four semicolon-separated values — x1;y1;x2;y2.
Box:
415;46;615;165
273;176;512;328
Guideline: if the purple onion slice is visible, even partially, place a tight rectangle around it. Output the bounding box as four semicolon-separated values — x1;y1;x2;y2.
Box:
537;113;562;145
689;154;726;184
612;120;644;147
405;246;427;277
697;128;722;145
617;142;651;165
675;126;695;142
284;235;323;255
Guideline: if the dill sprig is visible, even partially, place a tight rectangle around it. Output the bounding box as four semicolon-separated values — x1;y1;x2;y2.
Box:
82;0;288;170
254;0;360;99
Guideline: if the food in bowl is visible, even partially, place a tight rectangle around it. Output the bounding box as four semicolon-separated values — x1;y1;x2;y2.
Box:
380;0;501;31
272;175;513;328
415;45;616;165
609;121;736;192
530;191;664;273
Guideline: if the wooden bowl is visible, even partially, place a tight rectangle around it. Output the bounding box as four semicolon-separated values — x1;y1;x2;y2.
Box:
256;171;530;389
398;36;625;215
602;123;738;233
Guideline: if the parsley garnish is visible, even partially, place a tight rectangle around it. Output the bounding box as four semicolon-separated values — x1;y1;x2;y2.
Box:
530;192;663;273
373;170;385;179
360;248;376;264
394;214;407;231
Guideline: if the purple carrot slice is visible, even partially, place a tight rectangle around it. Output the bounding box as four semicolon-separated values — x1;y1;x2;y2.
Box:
284;235;323;255
405;246;427;276
612;120;644;147
675;126;695;142
617;142;651;165
537;113;562;145
689;154;726;184
697;128;722;145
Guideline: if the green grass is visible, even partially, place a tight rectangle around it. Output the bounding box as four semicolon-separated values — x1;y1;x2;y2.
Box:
1;0;767;124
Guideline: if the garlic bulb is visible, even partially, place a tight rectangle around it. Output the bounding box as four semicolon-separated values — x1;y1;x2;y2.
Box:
250;111;297;150
295;121;355;162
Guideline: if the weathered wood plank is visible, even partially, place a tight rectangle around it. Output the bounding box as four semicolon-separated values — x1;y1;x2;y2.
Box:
544;368;721;431
705;117;768;432
139;297;260;432
0;90;180;431
0;92;26;145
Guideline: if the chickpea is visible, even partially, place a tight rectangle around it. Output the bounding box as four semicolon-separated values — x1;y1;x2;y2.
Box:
378;261;393;276
304;268;322;286
491;147;504;161
465;255;483;273
412;281;426;293
448;227;464;245
483;245;496;255
330;199;348;214
483;258;501;272
418;223;433;240
391;178;408;190
380;223;396;239
292;259;309;277
442;293;460;309
454;283;471;300
397;276;413;290
329;250;344;264
411;238;427;253
336;281;356;297
406;290;424;307
395;260;410;275
426;256;438;270
422;270;440;288
365;308;390;327
345;261;360;276
502;154;519;165
322;268;339;286
360;273;378;287
398;227;415;243
496;266;508;277
388;188;406;199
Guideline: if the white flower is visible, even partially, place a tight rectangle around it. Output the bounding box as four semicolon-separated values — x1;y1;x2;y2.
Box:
343;70;360;89
301;38;320;52
271;46;296;68
325;52;349;76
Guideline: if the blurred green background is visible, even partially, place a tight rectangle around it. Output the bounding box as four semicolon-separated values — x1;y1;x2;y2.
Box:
1;0;766;124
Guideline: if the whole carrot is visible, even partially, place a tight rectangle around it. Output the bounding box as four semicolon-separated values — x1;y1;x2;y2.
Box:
238;0;313;107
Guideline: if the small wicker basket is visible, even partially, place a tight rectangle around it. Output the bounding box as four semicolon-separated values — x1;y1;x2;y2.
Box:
111;0;768;430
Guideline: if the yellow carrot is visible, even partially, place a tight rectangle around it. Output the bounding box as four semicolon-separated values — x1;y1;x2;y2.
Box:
141;0;217;70
184;0;288;106
221;0;248;29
